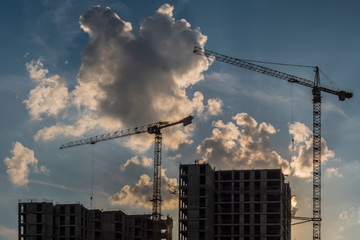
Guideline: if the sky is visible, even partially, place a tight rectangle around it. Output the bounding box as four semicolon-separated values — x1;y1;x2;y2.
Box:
0;0;359;239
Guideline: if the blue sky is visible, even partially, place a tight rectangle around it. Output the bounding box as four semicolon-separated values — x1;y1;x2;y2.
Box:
1;1;359;239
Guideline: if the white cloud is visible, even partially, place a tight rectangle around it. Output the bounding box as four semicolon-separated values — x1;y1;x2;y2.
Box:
339;207;360;224
28;4;220;152
291;195;298;217
326;167;343;178
168;153;182;160
197;113;290;173
289;122;334;178
121;156;153;170
204;98;223;119
34;113;99;141
109;169;178;210
196;114;335;179
0;225;17;240
3;142;48;186
24;59;69;120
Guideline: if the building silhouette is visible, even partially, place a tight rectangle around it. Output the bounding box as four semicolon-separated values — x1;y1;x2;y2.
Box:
179;163;291;240
18;201;172;240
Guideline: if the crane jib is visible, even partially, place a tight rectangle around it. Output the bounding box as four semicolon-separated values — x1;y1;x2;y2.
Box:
194;46;353;101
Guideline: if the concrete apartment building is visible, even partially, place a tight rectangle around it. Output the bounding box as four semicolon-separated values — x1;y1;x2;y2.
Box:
18;201;173;240
179;163;291;240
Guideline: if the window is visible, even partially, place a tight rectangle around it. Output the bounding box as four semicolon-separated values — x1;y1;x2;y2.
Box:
36;224;42;234
20;214;26;224
255;214;260;224
244;171;250;180
267;214;281;223
60;206;65;214
95;211;101;220
200;165;206;174
115;223;122;232
70;227;75;236
244;182;250;191
221;193;232;202
180;166;188;175
267;181;280;191
244;214;250;224
254;225;260;234
255;182;261;191
95;221;101;230
199;220;205;230
70;216;75;225
36;204;42;212
267;225;280;235
244;193;250;202
20;226;25;235
234;182;239;191
115;213;122;222
255;171;261;179
220;226;231;235
244;203;250;213
200;209;205;218
234;215;239;224
234;171;240;180
255;203;261;212
20;204;26;213
267;203;281;213
267;193;281;201
199;231;205;240
200;175;206;185
267;170;280;179
60;216;65;225
244;225;250;234
199;197;206;207
36;214;42;223
220;171;232;181
70;205;75;214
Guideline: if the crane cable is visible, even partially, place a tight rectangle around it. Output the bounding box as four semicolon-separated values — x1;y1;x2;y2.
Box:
90;145;95;209
319;68;339;90
290;83;295;163
239;58;315;69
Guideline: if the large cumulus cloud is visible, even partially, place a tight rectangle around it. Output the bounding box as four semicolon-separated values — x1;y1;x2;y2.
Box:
3;142;49;186
197;113;290;173
109;169;178;210
197;113;335;178
289;121;334;178
26;4;222;152
24;60;69;120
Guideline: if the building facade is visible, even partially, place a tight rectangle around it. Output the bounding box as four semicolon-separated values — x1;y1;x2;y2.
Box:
18;201;172;240
179;163;291;240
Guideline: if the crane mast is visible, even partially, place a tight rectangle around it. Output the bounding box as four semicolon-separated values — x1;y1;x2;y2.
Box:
60;115;193;222
194;46;352;240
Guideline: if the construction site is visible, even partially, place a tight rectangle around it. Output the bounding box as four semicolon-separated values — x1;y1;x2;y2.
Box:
18;46;352;240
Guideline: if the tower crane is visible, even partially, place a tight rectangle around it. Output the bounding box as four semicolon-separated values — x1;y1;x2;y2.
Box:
193;46;352;240
60;115;193;221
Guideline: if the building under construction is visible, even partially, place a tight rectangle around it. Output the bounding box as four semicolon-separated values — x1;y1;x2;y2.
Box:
179;162;291;240
18;201;172;240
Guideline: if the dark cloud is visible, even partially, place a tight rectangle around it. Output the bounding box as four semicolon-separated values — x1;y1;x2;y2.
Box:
30;4;222;151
